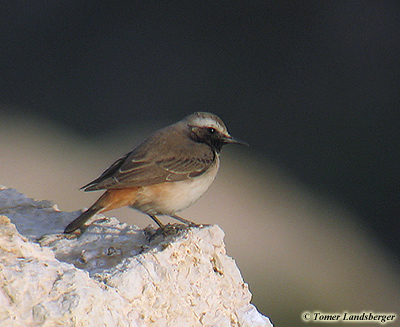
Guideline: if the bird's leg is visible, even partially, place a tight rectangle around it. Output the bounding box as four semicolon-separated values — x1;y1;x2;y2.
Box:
169;214;200;227
148;214;165;228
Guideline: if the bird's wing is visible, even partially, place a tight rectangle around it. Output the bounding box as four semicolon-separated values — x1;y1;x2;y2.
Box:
80;152;131;191
82;142;215;191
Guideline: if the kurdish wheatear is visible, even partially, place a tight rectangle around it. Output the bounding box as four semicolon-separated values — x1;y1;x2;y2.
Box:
64;112;247;233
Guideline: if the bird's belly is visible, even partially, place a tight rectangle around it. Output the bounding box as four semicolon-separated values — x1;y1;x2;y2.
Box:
133;158;219;215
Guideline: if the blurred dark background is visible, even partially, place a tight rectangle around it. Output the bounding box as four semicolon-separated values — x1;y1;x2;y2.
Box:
1;1;400;325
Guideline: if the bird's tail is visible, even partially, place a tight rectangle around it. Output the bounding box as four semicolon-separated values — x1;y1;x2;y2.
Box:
64;205;102;233
64;188;139;233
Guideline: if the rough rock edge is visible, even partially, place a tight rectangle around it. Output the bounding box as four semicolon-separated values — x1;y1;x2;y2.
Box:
0;187;273;327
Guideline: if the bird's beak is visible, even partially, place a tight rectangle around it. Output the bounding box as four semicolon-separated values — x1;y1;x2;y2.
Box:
222;134;249;146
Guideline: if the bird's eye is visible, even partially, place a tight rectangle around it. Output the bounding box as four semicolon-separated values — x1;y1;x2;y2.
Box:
207;127;216;134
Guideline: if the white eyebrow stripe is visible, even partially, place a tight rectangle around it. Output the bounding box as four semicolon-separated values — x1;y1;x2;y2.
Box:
191;117;224;132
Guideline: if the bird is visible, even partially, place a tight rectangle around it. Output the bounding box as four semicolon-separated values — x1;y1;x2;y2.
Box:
64;112;247;233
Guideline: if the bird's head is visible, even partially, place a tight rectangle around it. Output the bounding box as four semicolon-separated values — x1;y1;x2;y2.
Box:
184;112;248;152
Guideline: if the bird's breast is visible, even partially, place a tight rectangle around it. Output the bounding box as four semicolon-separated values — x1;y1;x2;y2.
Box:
133;156;220;215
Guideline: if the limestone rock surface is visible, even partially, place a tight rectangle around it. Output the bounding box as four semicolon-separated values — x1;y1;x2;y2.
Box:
0;187;272;327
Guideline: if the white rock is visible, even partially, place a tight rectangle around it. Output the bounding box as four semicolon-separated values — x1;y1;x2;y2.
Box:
0;188;272;327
